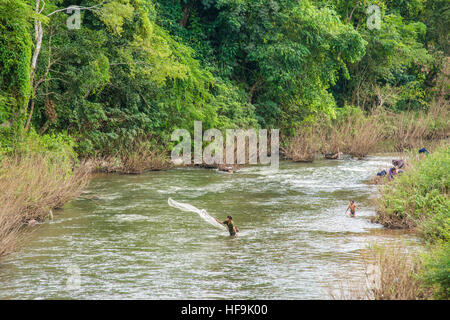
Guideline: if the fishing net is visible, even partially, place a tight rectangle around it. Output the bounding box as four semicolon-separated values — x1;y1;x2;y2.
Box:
168;198;228;232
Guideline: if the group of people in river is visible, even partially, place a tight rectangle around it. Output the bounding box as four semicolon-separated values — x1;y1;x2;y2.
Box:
25;147;432;235
375;147;430;182
216;147;433;233
342;148;429;218
376;158;405;181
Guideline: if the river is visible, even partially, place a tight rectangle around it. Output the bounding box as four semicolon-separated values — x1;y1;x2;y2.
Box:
0;155;416;299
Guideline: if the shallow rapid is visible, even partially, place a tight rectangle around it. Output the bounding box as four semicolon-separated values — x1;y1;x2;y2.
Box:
0;156;415;299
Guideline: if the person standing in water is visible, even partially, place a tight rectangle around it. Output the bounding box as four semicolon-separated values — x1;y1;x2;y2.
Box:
345;200;359;217
215;215;238;237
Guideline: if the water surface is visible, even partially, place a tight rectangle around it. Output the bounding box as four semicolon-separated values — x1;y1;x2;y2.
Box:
0;156;415;299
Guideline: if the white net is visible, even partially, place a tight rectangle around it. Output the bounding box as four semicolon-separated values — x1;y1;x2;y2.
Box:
168;198;228;232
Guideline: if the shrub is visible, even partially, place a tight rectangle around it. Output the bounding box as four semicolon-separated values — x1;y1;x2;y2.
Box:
282;100;449;160
0;130;90;258
420;242;450;300
87;134;170;174
375;143;449;242
329;243;432;300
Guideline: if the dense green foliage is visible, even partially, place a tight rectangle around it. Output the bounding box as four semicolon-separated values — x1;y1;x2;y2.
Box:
0;0;32;124
421;241;450;299
0;0;448;295
379;145;449;241
0;0;448;156
377;144;450;299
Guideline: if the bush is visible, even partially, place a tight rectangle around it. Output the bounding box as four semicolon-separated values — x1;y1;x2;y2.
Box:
330;243;432;300
282;100;449;160
0;128;77;165
374;143;449;300
0;153;90;258
0;129;89;258
376;143;450;242
420;242;450;300
86;134;170;174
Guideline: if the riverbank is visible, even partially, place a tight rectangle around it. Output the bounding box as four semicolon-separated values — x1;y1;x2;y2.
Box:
377;143;449;299
0;155;412;299
282;101;449;161
81;102;450;174
66;99;450;174
0;132;90;258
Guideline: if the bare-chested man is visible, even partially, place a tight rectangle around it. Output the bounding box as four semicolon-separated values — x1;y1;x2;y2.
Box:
345;200;359;217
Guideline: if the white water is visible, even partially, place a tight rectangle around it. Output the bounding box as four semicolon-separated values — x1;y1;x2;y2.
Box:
168;197;228;232
0;156;418;299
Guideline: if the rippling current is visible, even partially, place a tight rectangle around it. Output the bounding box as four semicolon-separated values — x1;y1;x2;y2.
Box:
0;155;416;299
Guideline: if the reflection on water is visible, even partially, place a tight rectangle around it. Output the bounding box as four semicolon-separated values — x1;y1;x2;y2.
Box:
0;155;416;299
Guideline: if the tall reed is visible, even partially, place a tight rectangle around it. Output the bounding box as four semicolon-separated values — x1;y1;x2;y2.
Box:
0;154;90;258
329;244;431;300
283;99;449;160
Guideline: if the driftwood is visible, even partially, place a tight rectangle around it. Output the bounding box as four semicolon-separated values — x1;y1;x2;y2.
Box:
325;151;343;160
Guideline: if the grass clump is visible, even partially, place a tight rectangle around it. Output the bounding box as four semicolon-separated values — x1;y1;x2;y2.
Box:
372;143;449;299
283;100;449;160
375;144;449;240
420;242;450;299
363;244;431;300
330;244;432;300
0;131;90;258
87;135;170;174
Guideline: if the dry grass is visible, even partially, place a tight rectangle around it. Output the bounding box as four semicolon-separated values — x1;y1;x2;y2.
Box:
368;175;388;185
363;244;429;300
198;135;265;170
283;111;384;160
327;113;384;158
281;127;317;162
88;136;170;174
381;100;449;152
283;99;449;161
0;154;90;258
330;244;432;300
117;145;169;174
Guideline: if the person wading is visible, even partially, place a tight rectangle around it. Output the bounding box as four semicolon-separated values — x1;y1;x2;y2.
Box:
215;215;239;237
345;200;359;218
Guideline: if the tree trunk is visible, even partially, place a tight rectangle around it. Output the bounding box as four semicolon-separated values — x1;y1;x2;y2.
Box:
179;1;193;27
248;77;262;105
23;0;44;125
24;2;103;132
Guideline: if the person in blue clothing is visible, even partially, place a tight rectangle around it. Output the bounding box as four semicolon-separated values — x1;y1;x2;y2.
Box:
388;167;397;181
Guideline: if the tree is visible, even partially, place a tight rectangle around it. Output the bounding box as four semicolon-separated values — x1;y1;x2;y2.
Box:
0;0;33;128
24;0;134;132
327;0;432;110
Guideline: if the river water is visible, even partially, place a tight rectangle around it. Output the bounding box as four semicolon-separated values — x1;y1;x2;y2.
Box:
0;155;415;299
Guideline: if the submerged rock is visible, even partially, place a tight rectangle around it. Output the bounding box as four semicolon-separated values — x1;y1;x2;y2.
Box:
324;152;342;160
27;219;38;226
